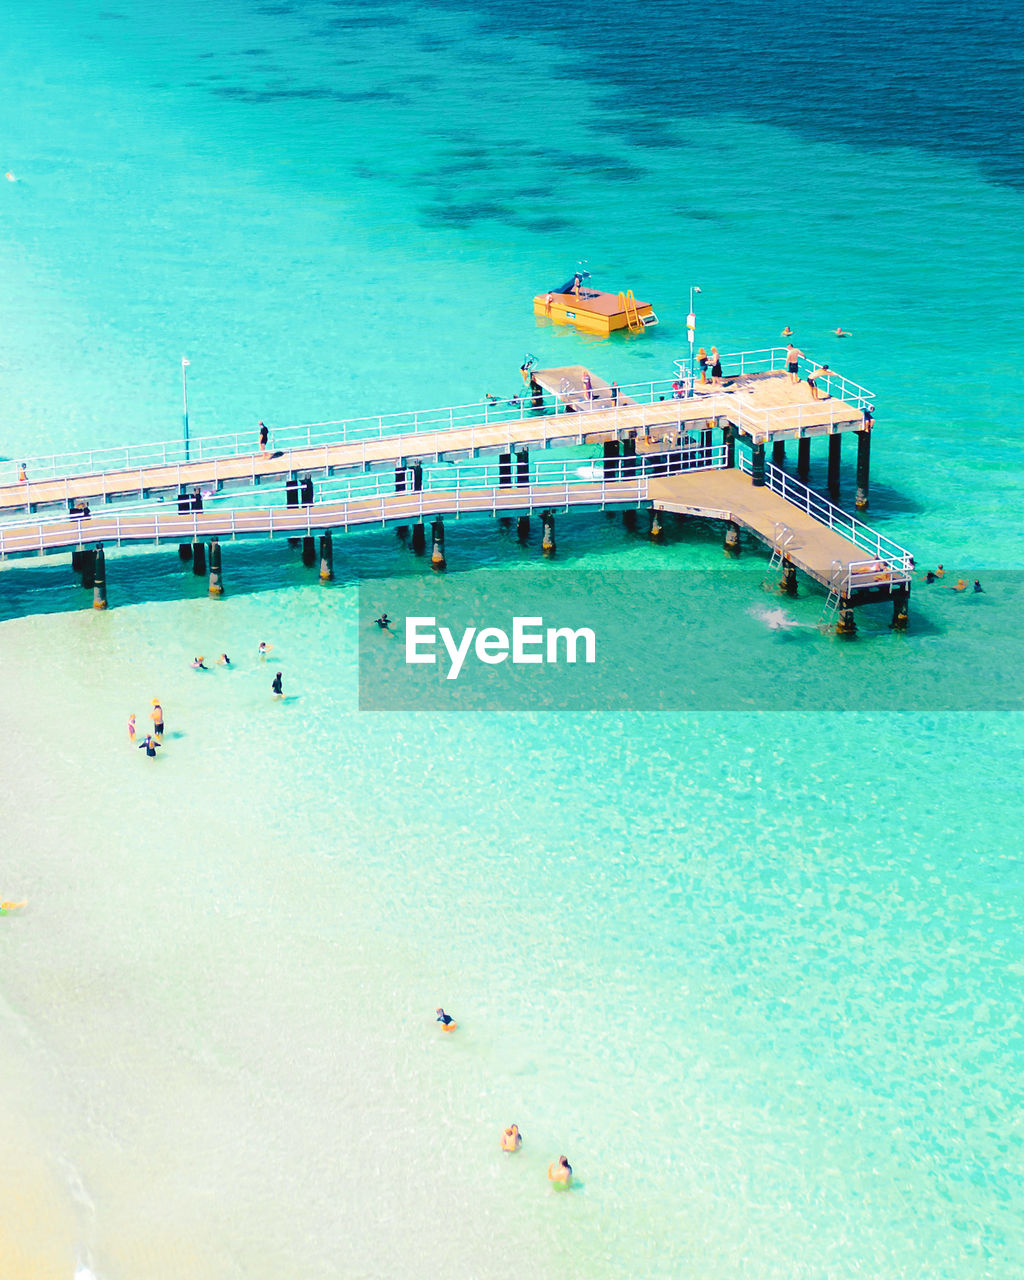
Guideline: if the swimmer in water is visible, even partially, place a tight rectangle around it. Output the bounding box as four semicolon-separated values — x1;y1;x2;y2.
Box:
375;613;392;631
781;325;793;337
258;641;272;659
5;172;17;183
150;699;164;741
501;1124;523;1153
218;653;231;666
191;656;208;670
271;671;283;698
435;1007;456;1031
548;1155;573;1187
833;327;851;337
137;735;160;758
953;579;968;592
127;713;136;744
973;579;983;593
935;564;945;578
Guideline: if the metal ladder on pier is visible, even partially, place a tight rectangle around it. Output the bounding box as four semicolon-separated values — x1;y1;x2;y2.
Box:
819;560;845;628
764;522;794;590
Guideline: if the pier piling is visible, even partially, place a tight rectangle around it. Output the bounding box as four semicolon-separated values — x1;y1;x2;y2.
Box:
192;542;206;576
92;545;107;610
623;509;638;532
499;452;513;487
650;509;663;541
780;558;798;596
856;428;871;511
517;516;531;542
541;511;556;556
178;543;193;562
797;437;811;480
320;531;334;582
301;536;317;568
516;449;529;486
79;549;96;588
395;461;407;493
827;435;842;497
208;540;224;596
835;600;857;637
431;518;446;570
891;585;909;631
772;439;786;467
751;443;766;487
724;521;741;556
412;522;426;555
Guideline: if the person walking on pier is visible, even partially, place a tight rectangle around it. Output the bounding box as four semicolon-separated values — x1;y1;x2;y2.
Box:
785;343;805;383
709;347;723;384
17;463;27;482
258;420;269;452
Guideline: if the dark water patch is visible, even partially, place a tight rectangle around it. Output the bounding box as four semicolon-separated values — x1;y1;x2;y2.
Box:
240;48;272;57
431;0;1024;188
513;214;576;233
210;84;401;105
97;10;128;19
421;199;514;226
256;4;297;14
598;115;687;150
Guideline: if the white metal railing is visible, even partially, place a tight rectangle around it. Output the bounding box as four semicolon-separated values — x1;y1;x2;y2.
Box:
2;376;702;487
2;347;872;488
735;455;912;583
0;446;728;556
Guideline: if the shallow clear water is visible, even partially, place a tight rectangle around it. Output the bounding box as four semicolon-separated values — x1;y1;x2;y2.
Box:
1;1;1023;1276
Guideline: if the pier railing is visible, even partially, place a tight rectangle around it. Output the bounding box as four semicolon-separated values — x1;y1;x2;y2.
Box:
3;348;871;487
0;447;729;556
736;455;913;582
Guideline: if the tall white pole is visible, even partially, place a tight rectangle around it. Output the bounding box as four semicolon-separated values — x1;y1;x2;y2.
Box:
687;286;700;383
181;357;190;461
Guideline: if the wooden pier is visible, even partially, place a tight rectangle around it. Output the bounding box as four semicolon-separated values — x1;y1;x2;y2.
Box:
0;348;907;630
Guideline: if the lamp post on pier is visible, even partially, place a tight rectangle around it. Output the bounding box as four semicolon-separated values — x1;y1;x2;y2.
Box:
181;356;191;461
687;285;701;383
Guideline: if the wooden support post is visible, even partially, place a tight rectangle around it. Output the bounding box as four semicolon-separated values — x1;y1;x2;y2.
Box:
723;422;735;468
208;540;224;597
529;376;543;409
780;558;797;596
827;433;842;497
700;427;713;466
517;516;531;542
623;509;637;532
602;440;620;480
650;509;663;541
724;521;741;556
541;511;556;557
855;428;871;511
178;543;193;562
797;437;811;480
300;476;314;506
621;435;637;478
411;462;423;492
79;549;96;588
891;585;909;631
192;541;206;576
92;545;107;610
395;461;407;493
835;600;857;636
319;531;334;582
411;522;426;554
498;452;513;487
431;518;446;570
301;536;316;568
751;443;765;487
772;439;786;467
516;449;529;486
285;475;299;507
395;525;409;545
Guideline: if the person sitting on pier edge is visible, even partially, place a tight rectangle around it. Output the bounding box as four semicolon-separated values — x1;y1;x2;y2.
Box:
806;365;831;400
436;1007;456;1031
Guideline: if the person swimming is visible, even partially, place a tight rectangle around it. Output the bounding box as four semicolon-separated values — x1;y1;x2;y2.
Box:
781;325;793;337
501;1124;522;1153
258;641;272;659
435;1007;456;1031
833;327;851;337
138;735;160;758
218;653;231;666
953;579;968;592
375;613;392;631
271;672;283;697
973;579;983;592
548;1155;573;1186
191;656;208;670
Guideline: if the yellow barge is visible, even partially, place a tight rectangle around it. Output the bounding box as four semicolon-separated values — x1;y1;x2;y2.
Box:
533;269;658;337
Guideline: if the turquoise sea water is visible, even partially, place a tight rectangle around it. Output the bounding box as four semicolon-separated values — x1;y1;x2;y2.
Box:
1;2;1023;1276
